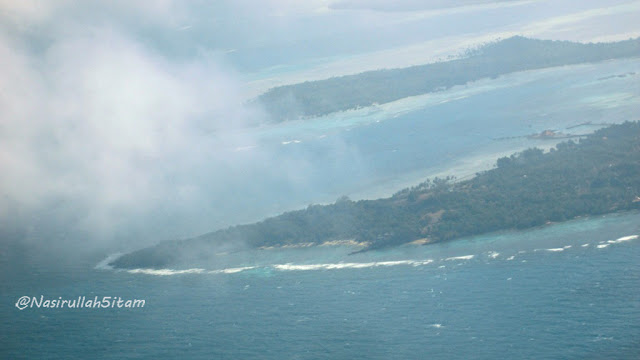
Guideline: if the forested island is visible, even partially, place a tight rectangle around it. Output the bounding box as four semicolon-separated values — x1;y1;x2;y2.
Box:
111;122;640;269
257;37;640;121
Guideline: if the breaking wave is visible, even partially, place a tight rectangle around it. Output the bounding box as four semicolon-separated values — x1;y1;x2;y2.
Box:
127;268;206;276
273;259;434;271
281;139;302;145
114;234;638;276
445;255;474;261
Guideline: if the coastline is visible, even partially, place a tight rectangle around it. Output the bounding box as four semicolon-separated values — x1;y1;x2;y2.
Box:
108;122;640;270
348;139;567;201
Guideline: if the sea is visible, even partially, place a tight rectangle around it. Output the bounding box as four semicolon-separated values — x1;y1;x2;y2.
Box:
1;59;639;359
2;212;639;359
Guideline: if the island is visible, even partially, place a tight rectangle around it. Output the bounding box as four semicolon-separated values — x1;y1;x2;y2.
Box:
256;36;640;121
111;122;640;269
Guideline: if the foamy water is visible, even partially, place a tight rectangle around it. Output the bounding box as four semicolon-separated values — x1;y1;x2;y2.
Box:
10;214;640;360
127;268;206;276
209;266;257;274
112;232;639;276
445;255;475;261
281;140;302;145
609;235;639;243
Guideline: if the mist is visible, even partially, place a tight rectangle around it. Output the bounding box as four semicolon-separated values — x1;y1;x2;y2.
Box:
1;0;638;263
0;1;330;262
2;2;639;359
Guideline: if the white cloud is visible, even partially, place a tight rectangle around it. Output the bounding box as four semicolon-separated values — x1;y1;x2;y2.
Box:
517;1;640;39
0;17;269;246
328;0;538;12
0;0;67;24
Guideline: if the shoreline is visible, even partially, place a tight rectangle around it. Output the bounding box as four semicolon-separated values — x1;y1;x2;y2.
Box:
348;139;567;202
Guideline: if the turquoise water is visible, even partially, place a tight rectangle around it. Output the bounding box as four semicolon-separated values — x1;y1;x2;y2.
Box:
205;59;640;226
2;212;639;359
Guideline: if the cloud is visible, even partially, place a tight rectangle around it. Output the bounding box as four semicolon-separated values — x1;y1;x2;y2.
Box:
0;0;66;24
516;2;640;40
1;1;369;260
2;0;637;260
0;0;185;26
0;4;281;254
328;0;534;12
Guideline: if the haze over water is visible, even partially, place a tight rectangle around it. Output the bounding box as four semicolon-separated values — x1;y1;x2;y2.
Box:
1;1;640;359
3;212;639;359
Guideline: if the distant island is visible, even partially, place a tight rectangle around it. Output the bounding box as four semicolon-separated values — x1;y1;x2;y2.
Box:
111;122;640;269
256;36;640;121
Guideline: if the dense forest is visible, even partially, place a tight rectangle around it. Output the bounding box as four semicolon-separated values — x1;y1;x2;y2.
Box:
112;122;640;269
257;37;640;121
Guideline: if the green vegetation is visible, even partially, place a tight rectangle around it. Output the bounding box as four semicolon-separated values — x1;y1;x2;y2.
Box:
111;122;640;269
257;37;640;121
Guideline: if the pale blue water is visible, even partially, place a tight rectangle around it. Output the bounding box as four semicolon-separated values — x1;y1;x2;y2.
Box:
2;212;639;359
199;58;640;231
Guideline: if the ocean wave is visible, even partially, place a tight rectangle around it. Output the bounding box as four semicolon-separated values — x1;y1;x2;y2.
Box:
536;248;564;252
608;234;638;244
445;255;474;261
121;260;436;276
120;234;640;276
127;268;206;276
272;259;434;271
536;245;572;252
281;139;302;145
209;266;256;274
